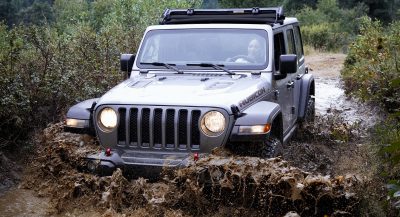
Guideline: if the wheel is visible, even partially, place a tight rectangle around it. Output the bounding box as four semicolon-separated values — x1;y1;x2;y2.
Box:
259;136;283;158
304;95;315;123
228;55;255;63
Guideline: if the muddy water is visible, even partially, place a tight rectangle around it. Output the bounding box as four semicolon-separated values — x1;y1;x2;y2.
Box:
315;77;382;129
0;188;49;217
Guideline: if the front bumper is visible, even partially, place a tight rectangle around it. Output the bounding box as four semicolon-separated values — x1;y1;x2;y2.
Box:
85;149;195;177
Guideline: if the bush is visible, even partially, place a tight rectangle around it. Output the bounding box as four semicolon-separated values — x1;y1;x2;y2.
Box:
0;0;200;149
341;17;400;111
296;0;367;51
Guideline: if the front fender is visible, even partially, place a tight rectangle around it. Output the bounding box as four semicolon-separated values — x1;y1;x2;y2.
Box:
229;101;281;142
298;74;314;120
64;98;98;135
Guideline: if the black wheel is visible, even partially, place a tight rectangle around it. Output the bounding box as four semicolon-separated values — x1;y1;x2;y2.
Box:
304;95;315;123
259;136;283;158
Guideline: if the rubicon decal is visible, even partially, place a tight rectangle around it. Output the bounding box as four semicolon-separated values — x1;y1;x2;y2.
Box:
238;88;267;108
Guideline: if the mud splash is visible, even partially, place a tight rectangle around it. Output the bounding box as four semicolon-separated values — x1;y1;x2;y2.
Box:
18;123;361;216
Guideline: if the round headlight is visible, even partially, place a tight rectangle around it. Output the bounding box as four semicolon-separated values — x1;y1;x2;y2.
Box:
201;111;226;136
98;107;117;131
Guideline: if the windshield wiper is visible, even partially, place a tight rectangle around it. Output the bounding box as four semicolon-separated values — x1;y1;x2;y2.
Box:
186;63;235;75
140;62;183;74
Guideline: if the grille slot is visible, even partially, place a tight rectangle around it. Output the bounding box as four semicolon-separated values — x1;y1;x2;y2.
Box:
178;110;188;148
141;108;151;147
166;109;175;148
129;108;138;145
118;107;202;151
191;110;201;149
117;108;126;144
154;108;163;148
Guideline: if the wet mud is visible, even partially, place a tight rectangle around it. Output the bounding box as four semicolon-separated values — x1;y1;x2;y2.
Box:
18;123;360;217
0;53;383;216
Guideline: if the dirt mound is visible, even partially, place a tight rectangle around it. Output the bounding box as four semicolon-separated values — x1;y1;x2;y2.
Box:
21;123;361;216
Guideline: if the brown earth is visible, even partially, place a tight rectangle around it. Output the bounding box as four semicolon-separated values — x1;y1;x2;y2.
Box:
0;53;386;217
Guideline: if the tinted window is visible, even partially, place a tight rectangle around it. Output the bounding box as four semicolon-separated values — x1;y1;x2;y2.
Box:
286;29;296;55
294;26;304;58
274;32;285;71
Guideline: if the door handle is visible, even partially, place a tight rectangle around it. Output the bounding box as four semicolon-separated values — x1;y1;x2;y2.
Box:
286;81;294;88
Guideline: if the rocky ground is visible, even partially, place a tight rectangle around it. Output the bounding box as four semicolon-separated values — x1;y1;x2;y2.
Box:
0;53;387;216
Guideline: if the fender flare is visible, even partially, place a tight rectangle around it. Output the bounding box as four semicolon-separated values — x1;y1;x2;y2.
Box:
65;98;98;135
229;101;282;142
298;74;315;120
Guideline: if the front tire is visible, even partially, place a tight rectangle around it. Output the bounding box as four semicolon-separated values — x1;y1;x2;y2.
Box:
304;95;315;123
259;136;283;158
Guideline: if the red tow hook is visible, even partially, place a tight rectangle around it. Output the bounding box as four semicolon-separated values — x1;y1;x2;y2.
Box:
194;152;199;161
105;148;112;157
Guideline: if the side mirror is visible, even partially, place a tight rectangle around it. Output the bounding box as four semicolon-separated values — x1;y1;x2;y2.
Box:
279;54;297;74
120;54;135;73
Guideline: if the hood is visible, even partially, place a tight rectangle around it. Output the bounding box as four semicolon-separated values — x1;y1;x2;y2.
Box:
96;72;273;113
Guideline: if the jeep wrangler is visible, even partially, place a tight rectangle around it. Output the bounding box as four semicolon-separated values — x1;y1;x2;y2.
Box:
64;7;315;175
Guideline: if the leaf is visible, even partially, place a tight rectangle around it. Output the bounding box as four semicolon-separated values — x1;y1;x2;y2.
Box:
390;78;400;88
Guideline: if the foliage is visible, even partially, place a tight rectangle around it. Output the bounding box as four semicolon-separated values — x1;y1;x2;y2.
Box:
0;0;200;149
341;17;400;111
296;0;367;51
344;17;400;214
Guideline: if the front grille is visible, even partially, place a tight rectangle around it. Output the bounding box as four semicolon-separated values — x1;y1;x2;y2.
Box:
118;107;202;150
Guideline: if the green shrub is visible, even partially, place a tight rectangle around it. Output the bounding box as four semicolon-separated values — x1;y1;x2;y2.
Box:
296;0;367;51
341;17;400;111
0;0;200;149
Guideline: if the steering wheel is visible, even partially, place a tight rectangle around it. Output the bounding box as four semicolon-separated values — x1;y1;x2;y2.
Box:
228;55;255;63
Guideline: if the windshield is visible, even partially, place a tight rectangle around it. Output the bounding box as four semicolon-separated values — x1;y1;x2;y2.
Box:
136;28;269;70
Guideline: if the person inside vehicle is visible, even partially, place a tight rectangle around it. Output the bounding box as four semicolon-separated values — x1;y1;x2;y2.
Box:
228;38;264;63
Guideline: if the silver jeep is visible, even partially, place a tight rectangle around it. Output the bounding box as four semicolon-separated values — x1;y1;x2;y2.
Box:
65;7;315;175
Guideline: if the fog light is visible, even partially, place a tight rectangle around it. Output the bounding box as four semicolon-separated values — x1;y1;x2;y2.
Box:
87;160;97;172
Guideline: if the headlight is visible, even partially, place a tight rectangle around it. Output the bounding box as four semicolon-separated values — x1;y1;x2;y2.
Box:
201;111;226;136
98;107;117;132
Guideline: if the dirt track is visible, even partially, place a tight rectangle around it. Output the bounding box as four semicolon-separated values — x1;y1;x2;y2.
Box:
0;53;384;217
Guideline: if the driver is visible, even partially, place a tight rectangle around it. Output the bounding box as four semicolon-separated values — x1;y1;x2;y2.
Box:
230;38;264;63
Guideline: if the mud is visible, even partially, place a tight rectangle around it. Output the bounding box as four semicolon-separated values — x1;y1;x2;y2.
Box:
13;121;360;216
0;53;384;216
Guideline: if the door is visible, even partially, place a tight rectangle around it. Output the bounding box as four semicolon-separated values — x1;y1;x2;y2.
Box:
274;32;293;133
285;27;299;129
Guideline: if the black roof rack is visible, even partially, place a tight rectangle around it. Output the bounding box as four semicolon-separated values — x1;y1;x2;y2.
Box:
159;7;285;25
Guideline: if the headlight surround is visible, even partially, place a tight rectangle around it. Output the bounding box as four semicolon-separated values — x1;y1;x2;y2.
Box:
98;107;118;132
201;111;226;136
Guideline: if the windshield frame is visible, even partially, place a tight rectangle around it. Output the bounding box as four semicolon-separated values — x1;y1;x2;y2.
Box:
135;27;270;71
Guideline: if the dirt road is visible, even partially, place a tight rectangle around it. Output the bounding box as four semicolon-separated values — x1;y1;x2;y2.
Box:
0;53;382;217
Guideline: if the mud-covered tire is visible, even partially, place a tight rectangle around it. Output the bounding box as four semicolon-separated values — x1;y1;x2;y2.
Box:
259;136;283;158
304;95;315;123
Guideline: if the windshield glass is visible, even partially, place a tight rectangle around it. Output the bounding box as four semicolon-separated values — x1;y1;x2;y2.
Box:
137;28;269;70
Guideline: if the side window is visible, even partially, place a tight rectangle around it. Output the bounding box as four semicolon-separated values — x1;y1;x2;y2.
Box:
274;32;285;71
286;29;296;55
294;26;304;59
